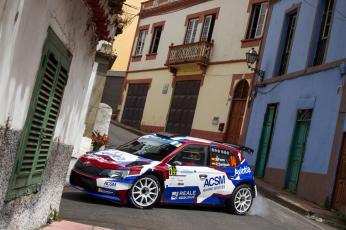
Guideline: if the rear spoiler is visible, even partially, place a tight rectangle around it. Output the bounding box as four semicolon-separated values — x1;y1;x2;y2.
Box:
222;143;254;155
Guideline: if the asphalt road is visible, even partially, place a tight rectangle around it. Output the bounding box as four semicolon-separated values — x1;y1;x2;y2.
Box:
60;124;336;230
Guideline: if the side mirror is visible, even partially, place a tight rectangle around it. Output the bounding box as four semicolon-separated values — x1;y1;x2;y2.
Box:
172;161;183;166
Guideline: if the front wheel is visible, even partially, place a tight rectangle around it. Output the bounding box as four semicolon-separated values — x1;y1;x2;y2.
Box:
128;175;161;209
228;184;254;215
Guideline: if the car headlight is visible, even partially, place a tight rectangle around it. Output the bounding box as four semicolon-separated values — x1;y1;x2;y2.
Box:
101;169;130;179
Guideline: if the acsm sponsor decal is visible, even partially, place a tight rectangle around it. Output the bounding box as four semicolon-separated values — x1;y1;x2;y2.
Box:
203;175;226;192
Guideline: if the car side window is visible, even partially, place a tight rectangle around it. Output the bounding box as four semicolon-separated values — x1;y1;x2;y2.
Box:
209;147;239;168
170;145;207;167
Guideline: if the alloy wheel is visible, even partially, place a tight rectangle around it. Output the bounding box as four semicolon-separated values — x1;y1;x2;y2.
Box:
234;187;252;213
131;177;159;207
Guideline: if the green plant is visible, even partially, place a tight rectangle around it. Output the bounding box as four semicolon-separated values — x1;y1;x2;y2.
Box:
47;207;59;224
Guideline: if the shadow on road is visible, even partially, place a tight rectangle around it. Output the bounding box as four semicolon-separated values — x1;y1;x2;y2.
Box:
62;189;229;214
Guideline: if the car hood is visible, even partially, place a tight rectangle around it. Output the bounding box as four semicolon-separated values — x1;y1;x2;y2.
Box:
79;149;154;169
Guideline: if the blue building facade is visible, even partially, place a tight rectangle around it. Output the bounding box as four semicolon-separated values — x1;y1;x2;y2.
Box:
245;0;346;208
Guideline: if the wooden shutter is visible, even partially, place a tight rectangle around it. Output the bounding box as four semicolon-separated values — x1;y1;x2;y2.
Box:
6;28;71;200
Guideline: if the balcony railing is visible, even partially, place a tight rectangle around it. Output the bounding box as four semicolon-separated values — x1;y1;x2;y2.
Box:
165;41;213;66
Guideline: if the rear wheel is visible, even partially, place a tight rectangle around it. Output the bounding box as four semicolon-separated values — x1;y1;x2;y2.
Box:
228;184;253;215
128;175;161;209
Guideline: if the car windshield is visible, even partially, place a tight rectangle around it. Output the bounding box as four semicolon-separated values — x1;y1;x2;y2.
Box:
117;135;178;161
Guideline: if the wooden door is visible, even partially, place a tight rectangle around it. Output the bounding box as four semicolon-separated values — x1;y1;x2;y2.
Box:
166;80;201;136
285;109;312;192
332;134;346;211
225;80;249;144
121;83;149;129
255;104;277;178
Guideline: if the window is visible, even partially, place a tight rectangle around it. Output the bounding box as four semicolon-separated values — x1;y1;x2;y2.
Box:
210;147;239;168
117;135;177;161
277;11;298;76
149;26;163;54
312;0;335;66
6;28;71;201
200;14;216;42
184;18;199;44
246;2;268;39
170;145;207;166
134;30;148;55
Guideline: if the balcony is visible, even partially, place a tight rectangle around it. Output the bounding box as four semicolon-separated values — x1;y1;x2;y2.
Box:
165;41;213;74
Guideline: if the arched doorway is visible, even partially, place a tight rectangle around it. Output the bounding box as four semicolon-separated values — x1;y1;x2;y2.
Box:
225;80;249;144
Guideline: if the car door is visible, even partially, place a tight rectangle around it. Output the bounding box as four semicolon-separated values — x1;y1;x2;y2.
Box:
163;144;213;204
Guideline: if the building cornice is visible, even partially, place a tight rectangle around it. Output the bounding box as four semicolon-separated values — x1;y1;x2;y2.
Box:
139;0;213;19
258;58;346;86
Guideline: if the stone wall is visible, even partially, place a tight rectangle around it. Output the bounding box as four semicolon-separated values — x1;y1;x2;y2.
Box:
0;126;73;230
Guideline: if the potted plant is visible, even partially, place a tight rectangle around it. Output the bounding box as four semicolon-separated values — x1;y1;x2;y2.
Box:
91;131;109;151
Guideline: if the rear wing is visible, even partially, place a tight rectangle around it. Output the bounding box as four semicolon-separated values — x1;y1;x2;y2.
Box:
222;143;254;155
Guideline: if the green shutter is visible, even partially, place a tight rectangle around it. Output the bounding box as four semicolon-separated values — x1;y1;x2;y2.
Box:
6;28;71;201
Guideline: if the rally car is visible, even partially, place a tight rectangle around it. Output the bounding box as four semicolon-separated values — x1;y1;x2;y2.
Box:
70;133;257;215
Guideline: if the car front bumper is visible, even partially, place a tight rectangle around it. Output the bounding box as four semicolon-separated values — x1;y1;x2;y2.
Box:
70;169;136;203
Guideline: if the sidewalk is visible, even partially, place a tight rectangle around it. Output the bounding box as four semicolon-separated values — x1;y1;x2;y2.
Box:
41;220;112;230
256;179;346;229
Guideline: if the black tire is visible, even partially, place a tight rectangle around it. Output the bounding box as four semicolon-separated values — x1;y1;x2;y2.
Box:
128;175;161;209
227;184;254;215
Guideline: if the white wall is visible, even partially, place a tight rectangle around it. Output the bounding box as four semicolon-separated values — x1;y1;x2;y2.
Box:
0;0;97;151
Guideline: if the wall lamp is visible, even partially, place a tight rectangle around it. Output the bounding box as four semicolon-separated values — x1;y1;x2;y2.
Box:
246;48;265;82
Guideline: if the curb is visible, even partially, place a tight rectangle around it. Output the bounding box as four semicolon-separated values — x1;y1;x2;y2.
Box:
110;120;147;136
256;182;346;229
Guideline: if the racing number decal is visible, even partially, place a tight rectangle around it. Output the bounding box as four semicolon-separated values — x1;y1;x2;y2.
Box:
169;166;177;176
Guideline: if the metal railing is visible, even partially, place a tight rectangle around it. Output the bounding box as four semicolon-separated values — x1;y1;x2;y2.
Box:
165;41;213;66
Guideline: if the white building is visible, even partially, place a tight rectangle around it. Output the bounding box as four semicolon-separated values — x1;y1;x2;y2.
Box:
0;0;123;229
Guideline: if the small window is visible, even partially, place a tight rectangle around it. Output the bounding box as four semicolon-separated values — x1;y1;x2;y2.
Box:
277;11;298;76
246;2;268;39
210;147;239;168
184;18;199;44
134;30;148;55
149;26;163;54
312;0;335;66
170;145;207;166
200;14;216;42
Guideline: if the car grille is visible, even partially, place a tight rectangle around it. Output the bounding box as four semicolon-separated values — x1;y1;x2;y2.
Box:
74;160;104;177
70;170;98;193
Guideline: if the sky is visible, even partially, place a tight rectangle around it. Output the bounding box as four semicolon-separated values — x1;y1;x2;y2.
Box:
111;0;145;71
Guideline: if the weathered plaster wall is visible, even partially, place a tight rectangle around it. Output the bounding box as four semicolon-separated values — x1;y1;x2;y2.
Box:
0;0;98;229
0;126;73;230
0;0;96;151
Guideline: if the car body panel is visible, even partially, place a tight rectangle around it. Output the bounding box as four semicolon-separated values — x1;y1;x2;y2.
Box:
70;134;256;207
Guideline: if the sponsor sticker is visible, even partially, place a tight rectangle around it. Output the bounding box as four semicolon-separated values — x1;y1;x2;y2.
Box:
171;190;197;200
98;188;116;195
203;175;226;192
169;166;177;176
234;166;251;175
104;180;117;188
